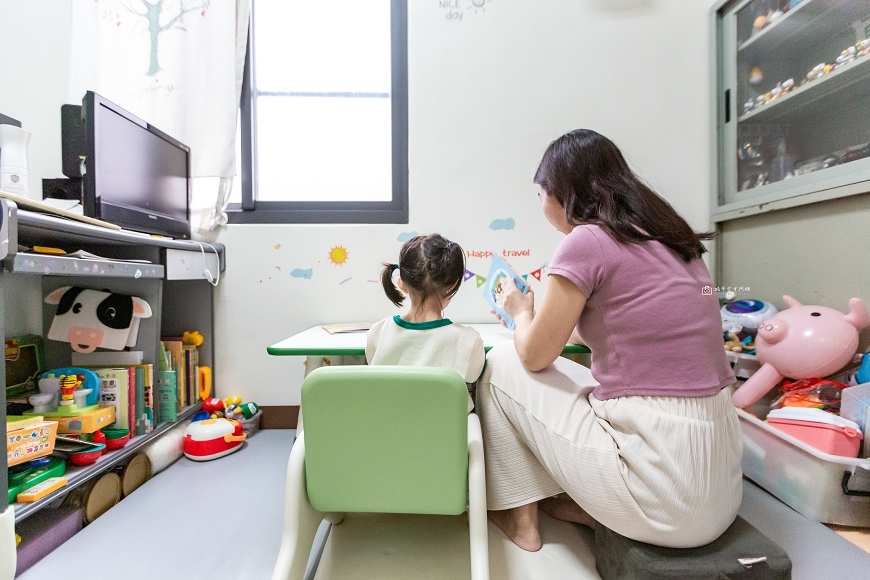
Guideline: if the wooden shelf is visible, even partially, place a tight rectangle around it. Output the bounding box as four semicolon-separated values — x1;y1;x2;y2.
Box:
738;55;870;123
738;0;869;59
12;404;202;523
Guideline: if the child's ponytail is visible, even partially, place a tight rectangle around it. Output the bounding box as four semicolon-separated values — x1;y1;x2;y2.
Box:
381;263;405;307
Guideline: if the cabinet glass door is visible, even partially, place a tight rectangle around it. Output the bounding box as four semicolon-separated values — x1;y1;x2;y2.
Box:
719;0;870;211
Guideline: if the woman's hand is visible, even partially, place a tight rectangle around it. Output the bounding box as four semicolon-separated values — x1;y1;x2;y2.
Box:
502;279;535;321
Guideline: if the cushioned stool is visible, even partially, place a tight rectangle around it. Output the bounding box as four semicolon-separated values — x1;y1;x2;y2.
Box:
593;516;792;580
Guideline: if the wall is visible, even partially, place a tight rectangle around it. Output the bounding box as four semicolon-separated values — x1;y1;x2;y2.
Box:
2;0;720;406
718;193;870;352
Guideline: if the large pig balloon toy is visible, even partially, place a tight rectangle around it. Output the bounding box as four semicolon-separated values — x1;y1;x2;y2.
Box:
731;295;870;408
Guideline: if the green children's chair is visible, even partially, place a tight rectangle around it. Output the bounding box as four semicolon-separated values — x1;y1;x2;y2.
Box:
270;365;489;580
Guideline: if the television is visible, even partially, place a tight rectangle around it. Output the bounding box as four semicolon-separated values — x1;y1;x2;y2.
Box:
62;91;191;239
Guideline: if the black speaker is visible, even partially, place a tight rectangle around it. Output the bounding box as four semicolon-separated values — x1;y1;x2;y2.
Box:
61;104;86;178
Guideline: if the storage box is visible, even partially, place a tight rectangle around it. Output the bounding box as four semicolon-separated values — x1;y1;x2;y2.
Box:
6;420;58;467
738;408;870;526
841;383;870;455
14;507;83;576
54;405;116;434
4;335;46;398
767;407;863;457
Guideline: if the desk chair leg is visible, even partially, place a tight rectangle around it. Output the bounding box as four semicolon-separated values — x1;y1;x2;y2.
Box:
272;433;324;580
467;414;490;580
0;506;14;580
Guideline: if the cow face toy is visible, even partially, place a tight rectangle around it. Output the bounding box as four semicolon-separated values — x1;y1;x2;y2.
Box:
45;287;152;353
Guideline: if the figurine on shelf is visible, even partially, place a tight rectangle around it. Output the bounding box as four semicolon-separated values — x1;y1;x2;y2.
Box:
835;46;856;69
807;63;826;82
58;374;79;407
749;66;764;85
858;39;870;57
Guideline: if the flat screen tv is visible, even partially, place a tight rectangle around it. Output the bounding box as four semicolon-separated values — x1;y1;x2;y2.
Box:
64;91;191;239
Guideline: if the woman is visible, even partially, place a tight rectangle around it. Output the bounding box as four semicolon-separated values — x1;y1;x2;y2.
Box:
481;129;741;552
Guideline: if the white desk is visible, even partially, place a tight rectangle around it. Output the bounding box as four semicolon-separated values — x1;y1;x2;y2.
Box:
267;323;589;362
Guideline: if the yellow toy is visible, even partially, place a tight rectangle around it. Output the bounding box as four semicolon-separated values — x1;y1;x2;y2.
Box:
724;332;744;353
182;330;204;346
223;396;242;407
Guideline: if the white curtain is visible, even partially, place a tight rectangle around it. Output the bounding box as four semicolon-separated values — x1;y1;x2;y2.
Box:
68;0;250;233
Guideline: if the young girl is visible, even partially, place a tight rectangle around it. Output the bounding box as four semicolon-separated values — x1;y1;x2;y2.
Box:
366;233;484;412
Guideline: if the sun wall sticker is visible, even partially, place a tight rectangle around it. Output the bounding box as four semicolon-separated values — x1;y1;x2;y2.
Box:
328;245;349;267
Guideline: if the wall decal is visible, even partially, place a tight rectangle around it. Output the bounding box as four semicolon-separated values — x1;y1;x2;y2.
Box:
489;218;515;230
328;245;349;266
290;268;313;279
397;231;418;242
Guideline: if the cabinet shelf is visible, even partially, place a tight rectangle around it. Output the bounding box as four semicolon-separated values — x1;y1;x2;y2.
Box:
12;403;202;523
738;54;870;123
738;0;869;59
4;253;164;278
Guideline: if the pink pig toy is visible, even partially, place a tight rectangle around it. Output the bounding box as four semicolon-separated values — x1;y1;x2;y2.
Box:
731;295;870;408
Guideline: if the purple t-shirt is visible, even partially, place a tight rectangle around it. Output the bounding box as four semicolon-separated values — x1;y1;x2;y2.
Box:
549;224;735;400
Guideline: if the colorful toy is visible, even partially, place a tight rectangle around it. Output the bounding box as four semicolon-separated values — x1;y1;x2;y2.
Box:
724;332;744;352
44;287;152;352
183;418;246;461
732;296;870;408
240;402;260;420
223;395;242;407
722;299;779;335
58;374;79;406
856;353;870;384
182;330;204;346
202;397;225;413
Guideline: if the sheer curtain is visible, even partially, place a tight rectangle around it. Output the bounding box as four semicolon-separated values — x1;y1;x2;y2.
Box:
68;0;250;234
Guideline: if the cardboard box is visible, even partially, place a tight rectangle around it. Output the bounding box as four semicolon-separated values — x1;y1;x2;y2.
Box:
6;420;58;467
55;405;116;434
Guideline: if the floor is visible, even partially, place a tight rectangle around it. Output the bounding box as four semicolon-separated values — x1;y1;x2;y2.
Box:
17;429;870;579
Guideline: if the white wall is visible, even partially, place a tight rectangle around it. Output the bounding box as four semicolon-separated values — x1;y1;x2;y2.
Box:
1;0;719;406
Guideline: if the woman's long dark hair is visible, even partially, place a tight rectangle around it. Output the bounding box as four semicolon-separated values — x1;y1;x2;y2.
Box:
534;129;714;262
380;233;465;309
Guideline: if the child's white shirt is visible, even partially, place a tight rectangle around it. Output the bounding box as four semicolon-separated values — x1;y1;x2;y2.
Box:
365;316;485;412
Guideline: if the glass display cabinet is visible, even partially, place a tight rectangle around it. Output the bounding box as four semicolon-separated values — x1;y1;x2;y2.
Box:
713;0;870;220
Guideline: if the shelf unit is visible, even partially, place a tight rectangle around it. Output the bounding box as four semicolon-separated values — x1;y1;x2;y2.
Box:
2;199;224;523
738;56;870;123
712;0;870;219
12;403;201;523
737;0;868;59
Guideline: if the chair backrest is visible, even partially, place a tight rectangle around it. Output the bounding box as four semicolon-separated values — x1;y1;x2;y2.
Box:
301;365;469;515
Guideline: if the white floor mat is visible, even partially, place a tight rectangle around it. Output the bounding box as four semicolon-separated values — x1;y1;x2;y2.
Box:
312;511;600;579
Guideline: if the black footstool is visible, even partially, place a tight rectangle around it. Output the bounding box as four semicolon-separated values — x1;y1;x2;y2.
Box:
593;516;792;580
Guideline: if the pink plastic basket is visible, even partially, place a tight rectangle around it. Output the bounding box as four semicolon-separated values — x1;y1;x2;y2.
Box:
768;417;862;457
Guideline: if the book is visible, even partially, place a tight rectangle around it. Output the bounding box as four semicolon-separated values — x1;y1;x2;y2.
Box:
321;323;373;334
95;368;130;431
71;350;143;366
482;254;529;330
156;370;178;423
134;364;154;435
127;366;136;436
162;340;185;408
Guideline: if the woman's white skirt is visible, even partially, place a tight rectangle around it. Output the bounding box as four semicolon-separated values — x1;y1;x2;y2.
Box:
478;342;743;548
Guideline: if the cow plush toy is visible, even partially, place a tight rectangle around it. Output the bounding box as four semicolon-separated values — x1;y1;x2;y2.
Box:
45;286;152;352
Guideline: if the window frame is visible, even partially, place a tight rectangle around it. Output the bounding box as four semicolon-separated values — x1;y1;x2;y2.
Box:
227;0;409;224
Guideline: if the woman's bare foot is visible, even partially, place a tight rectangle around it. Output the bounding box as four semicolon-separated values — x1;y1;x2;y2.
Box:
488;503;542;552
538;496;597;529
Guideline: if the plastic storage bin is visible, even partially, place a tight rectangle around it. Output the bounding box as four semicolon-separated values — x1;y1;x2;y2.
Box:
841;382;870;455
738;408;870;526
239;409;262;437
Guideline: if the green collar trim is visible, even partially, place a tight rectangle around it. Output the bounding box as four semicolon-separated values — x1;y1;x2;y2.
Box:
392;315;453;330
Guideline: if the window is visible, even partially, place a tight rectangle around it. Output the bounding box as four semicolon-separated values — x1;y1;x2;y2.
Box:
228;0;408;224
